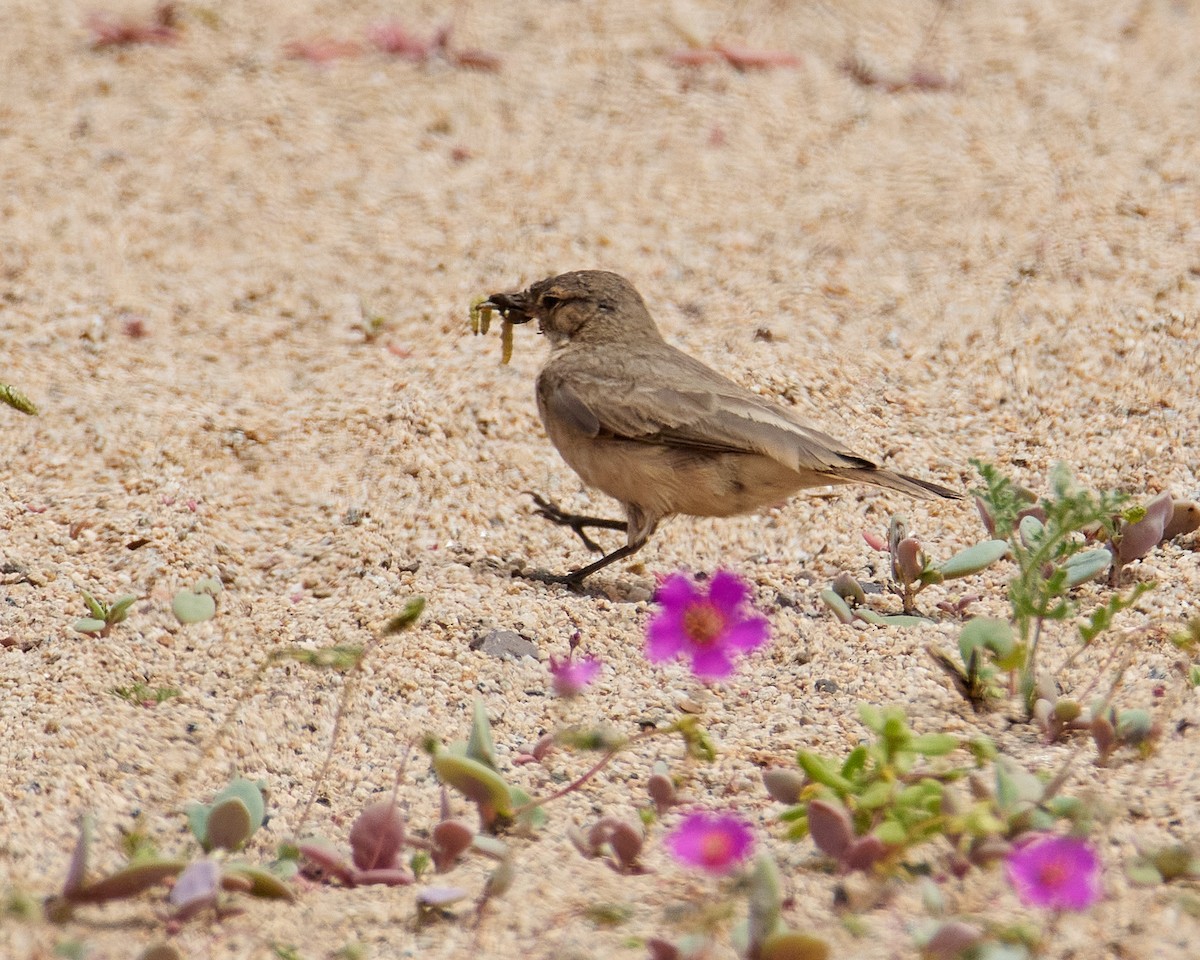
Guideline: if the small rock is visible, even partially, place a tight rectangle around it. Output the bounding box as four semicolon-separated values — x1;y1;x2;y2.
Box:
470;629;539;660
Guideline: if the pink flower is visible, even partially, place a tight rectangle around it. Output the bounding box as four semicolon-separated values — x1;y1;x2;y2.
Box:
665;811;754;875
548;654;601;698
646;570;769;681
1005;835;1101;911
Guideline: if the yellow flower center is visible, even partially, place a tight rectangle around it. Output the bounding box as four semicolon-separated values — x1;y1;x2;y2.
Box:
700;830;733;866
682;602;726;646
1038;859;1068;889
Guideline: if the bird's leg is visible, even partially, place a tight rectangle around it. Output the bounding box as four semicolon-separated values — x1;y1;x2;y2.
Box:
517;508;658;590
517;538;649;590
525;492;626;553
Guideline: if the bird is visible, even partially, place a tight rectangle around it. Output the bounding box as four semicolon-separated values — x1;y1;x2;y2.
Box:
478;270;959;586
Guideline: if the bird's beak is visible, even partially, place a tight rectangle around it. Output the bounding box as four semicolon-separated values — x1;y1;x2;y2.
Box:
478;290;535;324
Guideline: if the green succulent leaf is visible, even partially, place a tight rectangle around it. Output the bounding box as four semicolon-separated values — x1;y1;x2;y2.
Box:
68;860;188;904
222;864;295;900
938;539;1009;578
172;590;216;624
1063;547;1112;587
204;797;253;852
746;853;784;949
1126;862;1164;886
82;591;107;621
759;931;830;960
433;753;513;817
855;608;932;627
796;751;854;795
107;595;138;624
909;733;959;757
467;698;497;770
186;803;211;846
216;779;265;827
819;589;854;624
509;786;546;832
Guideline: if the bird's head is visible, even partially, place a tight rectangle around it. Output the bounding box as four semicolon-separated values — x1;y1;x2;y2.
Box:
479;270;662;348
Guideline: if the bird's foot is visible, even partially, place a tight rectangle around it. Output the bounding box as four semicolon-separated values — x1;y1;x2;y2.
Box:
525;492;625;553
511;566;587;591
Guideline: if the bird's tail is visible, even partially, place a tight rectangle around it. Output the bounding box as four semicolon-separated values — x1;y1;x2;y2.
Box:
833;468;962;501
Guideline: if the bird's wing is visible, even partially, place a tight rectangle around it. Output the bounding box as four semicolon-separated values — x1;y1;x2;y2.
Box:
540;352;876;475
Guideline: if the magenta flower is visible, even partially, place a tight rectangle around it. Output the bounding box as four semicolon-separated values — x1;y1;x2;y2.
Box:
548;654;602;698
646;570;769;681
665;811;755;875
1005;834;1101;911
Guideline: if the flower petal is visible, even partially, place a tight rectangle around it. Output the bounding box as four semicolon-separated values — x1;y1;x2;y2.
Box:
690;646;735;680
707;569;750;613
723;615;769;652
1004;835;1100;911
646;613;687;661
655;574;701;611
665;812;755;875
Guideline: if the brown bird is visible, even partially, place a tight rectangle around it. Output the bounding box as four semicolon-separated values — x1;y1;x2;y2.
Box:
480;270;959;586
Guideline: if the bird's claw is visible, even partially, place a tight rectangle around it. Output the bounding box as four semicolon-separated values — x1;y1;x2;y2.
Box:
511;566;586;591
525;492;623;553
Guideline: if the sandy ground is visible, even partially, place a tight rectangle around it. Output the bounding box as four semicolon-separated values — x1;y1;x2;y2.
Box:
2;1;1199;958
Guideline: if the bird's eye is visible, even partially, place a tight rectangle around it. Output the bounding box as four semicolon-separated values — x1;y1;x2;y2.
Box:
540;295;562;309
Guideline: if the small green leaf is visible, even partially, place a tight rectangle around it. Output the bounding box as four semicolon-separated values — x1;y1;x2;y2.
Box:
1078;582;1153;644
467;698;497;769
858;704;885;733
839;745;868;780
1018;514;1045;545
470;835;510;860
382;597;426;634
994;758;1044;816
1147;844;1200;881
909;733;959;757
746;854;784;949
222;864;295;900
1063;548;1111;587
68;860;188;904
433;753;513;818
873;820;906;846
1126;863;1164;886
582;902;634;928
796;752;855;794
172;590;216;624
819;589;854;624
856;608;932;627
106;595;138;624
73;618;108;635
857;781;893;811
508;786;546;832
937;539;1009;579
1116;708;1154;743
186;803;210;846
205;797;253;852
218;779;265;830
193;577;223;596
959;617;1014;663
82;591;107;621
759;930;830;960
